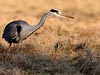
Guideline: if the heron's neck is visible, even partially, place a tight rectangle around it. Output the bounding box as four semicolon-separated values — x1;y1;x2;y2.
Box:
32;13;49;32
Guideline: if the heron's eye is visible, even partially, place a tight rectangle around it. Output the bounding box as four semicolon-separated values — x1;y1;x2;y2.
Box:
56;12;59;14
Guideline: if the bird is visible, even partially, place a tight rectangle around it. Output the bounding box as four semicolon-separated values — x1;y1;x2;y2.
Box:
2;9;74;48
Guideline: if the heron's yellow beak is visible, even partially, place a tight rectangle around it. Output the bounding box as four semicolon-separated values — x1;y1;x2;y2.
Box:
61;14;74;19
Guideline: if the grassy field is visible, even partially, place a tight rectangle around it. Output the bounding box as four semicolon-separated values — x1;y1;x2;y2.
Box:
0;0;100;75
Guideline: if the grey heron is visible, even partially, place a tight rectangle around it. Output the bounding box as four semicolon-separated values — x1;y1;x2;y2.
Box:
2;9;74;48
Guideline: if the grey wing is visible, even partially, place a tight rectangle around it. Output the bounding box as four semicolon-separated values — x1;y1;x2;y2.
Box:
3;24;21;43
19;25;34;41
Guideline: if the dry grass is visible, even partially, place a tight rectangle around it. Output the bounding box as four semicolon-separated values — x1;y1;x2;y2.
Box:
0;0;100;75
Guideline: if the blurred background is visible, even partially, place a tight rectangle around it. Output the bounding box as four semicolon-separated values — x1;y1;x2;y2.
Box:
0;0;100;45
0;0;100;75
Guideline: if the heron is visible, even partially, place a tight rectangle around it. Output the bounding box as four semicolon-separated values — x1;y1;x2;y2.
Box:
2;9;74;48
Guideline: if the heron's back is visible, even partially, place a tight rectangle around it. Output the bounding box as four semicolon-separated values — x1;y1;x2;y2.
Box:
3;20;32;43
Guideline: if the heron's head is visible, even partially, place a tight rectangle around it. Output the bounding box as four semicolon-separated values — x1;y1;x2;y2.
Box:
49;9;74;19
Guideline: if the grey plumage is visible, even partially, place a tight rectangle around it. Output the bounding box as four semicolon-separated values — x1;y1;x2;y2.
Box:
2;9;74;47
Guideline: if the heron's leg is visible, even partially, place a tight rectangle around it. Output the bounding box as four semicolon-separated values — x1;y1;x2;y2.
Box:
9;43;12;48
8;43;12;50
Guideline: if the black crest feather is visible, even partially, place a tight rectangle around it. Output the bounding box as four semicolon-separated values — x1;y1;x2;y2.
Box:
50;9;59;13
